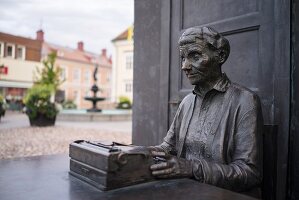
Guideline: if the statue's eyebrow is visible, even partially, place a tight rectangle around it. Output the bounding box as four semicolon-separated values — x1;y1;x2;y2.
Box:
179;45;203;56
187;48;202;54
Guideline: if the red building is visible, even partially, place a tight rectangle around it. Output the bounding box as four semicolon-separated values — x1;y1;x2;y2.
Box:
0;31;42;110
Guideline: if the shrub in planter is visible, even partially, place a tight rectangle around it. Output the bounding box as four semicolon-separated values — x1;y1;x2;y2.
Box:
117;96;132;109
24;52;63;126
0;95;8;120
24;84;59;126
62;99;77;109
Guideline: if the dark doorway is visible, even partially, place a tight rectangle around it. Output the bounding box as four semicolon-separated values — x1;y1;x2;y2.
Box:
133;1;291;199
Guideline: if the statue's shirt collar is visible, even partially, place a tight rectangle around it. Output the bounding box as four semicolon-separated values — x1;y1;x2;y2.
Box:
192;73;231;96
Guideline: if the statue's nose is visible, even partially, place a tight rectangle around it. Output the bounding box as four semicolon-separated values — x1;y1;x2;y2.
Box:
182;60;191;71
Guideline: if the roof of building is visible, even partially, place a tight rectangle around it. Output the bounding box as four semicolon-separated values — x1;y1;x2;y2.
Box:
0;30;112;67
112;25;134;42
42;42;112;67
0;31;42;53
0;31;41;45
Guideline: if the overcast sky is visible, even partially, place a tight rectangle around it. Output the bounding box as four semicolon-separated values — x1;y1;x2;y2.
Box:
0;0;134;56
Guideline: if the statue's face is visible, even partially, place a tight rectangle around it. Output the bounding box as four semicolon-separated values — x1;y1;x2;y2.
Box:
180;41;221;85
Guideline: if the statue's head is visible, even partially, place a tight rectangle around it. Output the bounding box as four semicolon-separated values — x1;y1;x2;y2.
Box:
179;26;230;85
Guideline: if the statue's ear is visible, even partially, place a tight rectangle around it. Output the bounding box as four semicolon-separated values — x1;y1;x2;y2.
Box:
218;50;227;64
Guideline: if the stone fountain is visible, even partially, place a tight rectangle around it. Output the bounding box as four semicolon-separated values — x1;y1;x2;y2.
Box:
84;64;105;112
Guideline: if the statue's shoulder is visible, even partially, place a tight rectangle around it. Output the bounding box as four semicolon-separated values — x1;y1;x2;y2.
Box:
229;82;261;108
178;93;195;109
182;93;195;103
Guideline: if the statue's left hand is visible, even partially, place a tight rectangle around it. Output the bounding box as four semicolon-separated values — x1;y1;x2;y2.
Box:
150;151;193;178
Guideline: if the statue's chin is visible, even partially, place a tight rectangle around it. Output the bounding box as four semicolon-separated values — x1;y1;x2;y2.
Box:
186;73;206;85
188;78;204;85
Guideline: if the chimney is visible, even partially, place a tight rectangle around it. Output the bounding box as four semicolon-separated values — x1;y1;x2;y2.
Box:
108;55;112;64
77;41;84;51
101;48;107;57
36;29;44;41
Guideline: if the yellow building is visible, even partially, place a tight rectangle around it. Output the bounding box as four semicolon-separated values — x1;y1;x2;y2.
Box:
111;26;134;103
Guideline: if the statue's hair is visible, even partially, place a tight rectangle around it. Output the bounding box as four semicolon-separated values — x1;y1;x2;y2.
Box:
179;26;230;62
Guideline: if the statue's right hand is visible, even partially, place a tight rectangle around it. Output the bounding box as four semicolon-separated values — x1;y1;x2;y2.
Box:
150;151;193;178
147;146;165;154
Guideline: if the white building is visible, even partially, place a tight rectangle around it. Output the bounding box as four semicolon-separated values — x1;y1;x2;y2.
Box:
111;26;134;103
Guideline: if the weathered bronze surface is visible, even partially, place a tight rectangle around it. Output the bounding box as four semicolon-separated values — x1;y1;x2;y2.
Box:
150;26;263;197
69;140;155;190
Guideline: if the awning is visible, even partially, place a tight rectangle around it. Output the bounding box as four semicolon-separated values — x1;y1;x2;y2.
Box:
0;80;33;89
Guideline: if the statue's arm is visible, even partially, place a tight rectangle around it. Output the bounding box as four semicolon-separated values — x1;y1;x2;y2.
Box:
154;102;185;155
192;106;263;191
156;94;194;154
157;121;177;154
153;113;178;155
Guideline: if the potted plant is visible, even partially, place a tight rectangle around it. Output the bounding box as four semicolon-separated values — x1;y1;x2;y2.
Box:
62;99;77;109
117;96;132;109
0;95;8;121
24;52;63;126
24;84;58;126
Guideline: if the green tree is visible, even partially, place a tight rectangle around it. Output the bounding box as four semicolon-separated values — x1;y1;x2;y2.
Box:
34;52;64;91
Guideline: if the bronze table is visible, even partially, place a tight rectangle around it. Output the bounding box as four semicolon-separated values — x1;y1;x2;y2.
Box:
0;154;257;200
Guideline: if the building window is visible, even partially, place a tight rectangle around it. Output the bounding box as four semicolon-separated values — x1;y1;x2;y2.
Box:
0;42;4;57
96;71;101;84
64;90;68;100
73;90;80;106
125;83;132;93
84;70;91;84
60;68;66;80
85;90;89;97
125;52;133;70
57;50;64;57
73;68;81;82
106;73;111;83
6;43;15;58
16;45;25;60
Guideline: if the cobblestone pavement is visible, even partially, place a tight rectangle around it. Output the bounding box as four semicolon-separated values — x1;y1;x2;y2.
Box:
0;112;132;159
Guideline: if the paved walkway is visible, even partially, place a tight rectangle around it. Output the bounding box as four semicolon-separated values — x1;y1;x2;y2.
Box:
0;111;132;159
